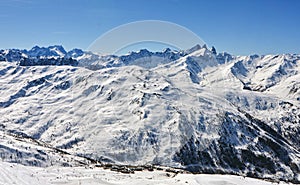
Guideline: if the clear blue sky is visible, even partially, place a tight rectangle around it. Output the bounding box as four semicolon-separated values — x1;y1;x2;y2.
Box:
0;0;299;55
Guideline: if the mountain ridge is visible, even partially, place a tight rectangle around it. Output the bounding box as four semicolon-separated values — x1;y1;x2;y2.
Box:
0;45;299;183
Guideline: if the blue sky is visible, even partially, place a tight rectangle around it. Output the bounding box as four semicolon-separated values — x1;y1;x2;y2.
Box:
0;0;299;55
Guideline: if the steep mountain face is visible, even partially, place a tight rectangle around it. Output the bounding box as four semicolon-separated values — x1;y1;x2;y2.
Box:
0;45;299;183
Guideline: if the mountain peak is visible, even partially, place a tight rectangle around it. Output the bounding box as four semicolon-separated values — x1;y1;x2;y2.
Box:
26;45;66;57
138;48;151;54
162;48;172;53
67;48;85;58
185;44;203;54
49;45;66;51
31;45;41;50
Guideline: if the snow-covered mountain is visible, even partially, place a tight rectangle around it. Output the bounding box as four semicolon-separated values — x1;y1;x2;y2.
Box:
26;45;67;58
0;45;82;64
0;45;299;183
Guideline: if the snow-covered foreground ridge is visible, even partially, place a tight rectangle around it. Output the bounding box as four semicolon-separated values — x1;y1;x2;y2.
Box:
0;161;295;185
0;45;299;183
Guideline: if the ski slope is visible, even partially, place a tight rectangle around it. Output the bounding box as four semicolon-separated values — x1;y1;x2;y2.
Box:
0;161;293;185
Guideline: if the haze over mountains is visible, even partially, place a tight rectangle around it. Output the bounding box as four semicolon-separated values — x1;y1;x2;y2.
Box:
0;45;299;183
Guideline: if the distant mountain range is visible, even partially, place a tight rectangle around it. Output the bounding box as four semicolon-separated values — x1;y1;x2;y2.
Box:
0;45;299;183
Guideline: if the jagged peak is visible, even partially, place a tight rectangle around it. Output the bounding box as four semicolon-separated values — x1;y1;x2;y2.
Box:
162;48;172;53
184;44;217;56
137;48;151;54
67;48;85;58
185;44;202;54
25;45;67;58
31;45;41;50
49;45;66;52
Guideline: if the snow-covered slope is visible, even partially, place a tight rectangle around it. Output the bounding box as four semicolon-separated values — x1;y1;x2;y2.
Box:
0;161;293;185
0;45;299;183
